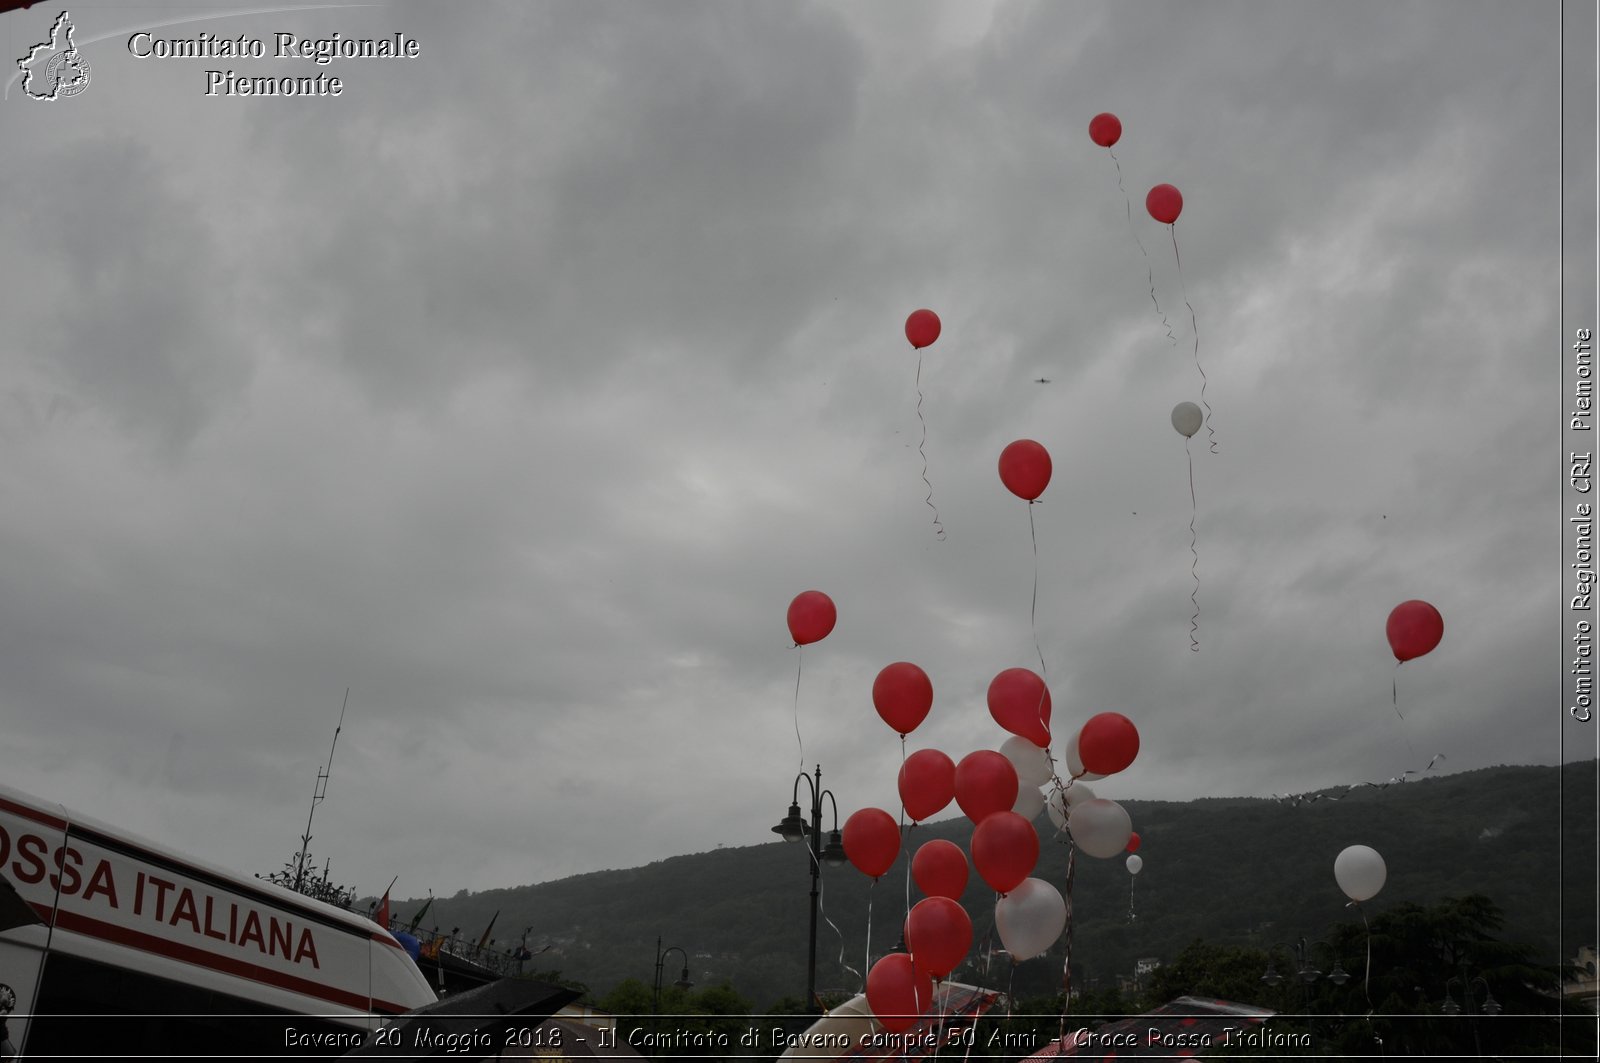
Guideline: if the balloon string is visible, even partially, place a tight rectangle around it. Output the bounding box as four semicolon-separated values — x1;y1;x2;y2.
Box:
1058;842;1077;1041
915;355;946;541
901;743;914;923
1350;901;1375;1018
815;845;859;992
1272;753;1446;805
1006;962;1017;1019
1128;872;1136;923
1110;147;1176;348
864;878;875;994
1028;500;1051;739
1186;437;1200;652
961;988;982;1063
1390;661;1421;762
903;823;914;924
793;647;805;772
1170;226;1217;454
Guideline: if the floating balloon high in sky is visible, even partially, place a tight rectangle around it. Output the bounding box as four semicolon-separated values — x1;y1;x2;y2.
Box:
998;439;1051;502
1088;112;1122;147
998;440;1056;705
905;309;941;349
1145;183;1183;225
787;591;836;646
1386;599;1443;722
1089;112;1177;348
903;309;945;541
1173;401;1204;650
1148;182;1217;453
1387;600;1443;662
784;590;835;766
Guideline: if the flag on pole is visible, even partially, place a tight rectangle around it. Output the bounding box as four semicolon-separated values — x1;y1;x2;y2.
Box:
477;910;500;949
374;875;398;929
406;893;433;933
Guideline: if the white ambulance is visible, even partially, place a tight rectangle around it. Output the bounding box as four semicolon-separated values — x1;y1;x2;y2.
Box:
0;783;437;1057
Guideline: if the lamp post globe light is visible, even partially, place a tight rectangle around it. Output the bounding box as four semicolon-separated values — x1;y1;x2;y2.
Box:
1261;937;1349;1044
1442;973;1499;1056
650;937;692;1038
1260;937;1350;991
772;764;847;1014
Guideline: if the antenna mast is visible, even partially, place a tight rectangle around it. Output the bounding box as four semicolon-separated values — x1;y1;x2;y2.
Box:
293;687;348;892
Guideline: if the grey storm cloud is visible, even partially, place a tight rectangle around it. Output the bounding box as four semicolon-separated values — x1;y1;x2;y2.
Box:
0;0;1584;898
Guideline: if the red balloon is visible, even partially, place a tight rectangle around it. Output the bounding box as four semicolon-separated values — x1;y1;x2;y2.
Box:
866;952;933;1033
1088;112;1122;147
1146;183;1183;225
953;750;1019;825
904;896;972;979
843;808;901;880
970;811;1040;895
987;668;1052;747
912;839;969;901
998;440;1052;501
899;749;956;822
786;590;836;646
873;662;934;736
1077;712;1140;776
1387;600;1443;662
1126;832;1141;854
905;309;941;349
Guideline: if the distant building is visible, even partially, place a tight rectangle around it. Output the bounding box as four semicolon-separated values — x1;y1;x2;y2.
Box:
1565;945;1599;1013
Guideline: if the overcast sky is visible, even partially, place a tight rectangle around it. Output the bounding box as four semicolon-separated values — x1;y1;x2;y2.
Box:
0;0;1592;902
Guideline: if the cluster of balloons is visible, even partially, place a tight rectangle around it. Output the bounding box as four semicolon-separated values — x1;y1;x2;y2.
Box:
842;432;1157;1031
1090;113;1211;647
1089;112;1183;229
847;651;1147;1030
793;110;1439;1037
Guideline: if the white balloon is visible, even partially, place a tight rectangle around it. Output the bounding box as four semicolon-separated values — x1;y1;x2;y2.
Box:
1063;731;1106;782
1171;401;1202;438
994;877;1066;961
1334;844;1386;902
1000;735;1053;788
1045;787;1069;830
1067;798;1133;859
1125;854;1143;875
1045;782;1098;831
1012;785;1046;821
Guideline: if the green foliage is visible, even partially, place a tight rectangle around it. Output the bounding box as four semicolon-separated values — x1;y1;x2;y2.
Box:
1133;896;1592;1058
597;978;754;1059
1145;939;1273;1004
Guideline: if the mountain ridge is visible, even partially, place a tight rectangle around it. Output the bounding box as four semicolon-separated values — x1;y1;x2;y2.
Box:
377;760;1596;1008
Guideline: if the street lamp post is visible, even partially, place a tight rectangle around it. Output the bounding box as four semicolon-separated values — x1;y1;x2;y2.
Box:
1442;973;1499;1057
1261;937;1350;1045
772;764;848;1014
651;937;692;1039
